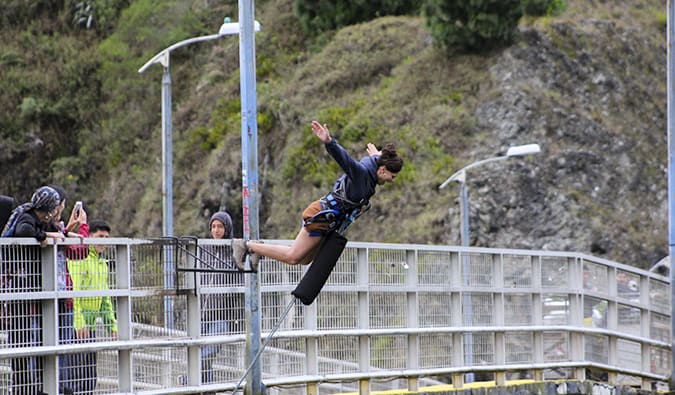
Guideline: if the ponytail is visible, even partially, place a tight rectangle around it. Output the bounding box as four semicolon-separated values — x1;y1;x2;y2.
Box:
377;143;403;173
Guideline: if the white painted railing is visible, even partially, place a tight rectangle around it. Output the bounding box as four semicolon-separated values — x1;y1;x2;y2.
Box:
0;237;669;394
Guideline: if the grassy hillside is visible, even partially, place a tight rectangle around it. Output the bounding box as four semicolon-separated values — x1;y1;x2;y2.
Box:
0;0;668;268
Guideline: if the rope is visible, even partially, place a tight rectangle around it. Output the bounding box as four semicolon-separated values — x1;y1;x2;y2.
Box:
231;297;297;395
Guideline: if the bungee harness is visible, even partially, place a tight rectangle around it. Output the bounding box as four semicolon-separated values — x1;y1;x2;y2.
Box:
304;176;372;236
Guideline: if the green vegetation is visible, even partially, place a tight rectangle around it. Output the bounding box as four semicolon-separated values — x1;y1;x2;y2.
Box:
423;0;523;52
294;0;420;36
0;0;667;268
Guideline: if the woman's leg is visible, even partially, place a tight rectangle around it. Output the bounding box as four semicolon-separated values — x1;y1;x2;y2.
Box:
248;228;323;265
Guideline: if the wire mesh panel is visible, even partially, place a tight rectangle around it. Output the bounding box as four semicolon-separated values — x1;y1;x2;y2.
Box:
504;293;533;326
0;244;42;292
616;339;641;372
90;350;120;394
503;254;532;288
465;332;494;366
262;292;303;332
370;335;407;370
650;312;670;342
417;251;452;286
259;259;302;287
649;279;670;312
583;261;607;293
505;332;533;364
464;292;493;326
0;363;10;395
133;347;186;391
464;253;493;287
543;331;569;362
328;247;358;285
368;249;407;286
617;304;640;335
540;256;568;288
197;241;245;337
318;336;360;375
369;292;406;329
583;296;608;328
204;342;246;382
419;333;454;368
201;288;245;336
316;291;358;330
542;331;572;379
650;347;670;376
418;292;452;327
584;334;608;364
132;295;187;338
615;270;640;302
264;338;306;377
542;293;569;325
130;242;168;290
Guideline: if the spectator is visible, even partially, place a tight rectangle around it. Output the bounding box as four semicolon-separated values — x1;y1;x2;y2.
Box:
201;211;243;388
1;185;62;395
47;186;84;395
0;194;16;231
67;219;117;394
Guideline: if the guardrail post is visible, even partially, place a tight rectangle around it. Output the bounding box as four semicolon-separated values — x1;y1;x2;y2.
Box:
117;242;133;392
305;280;318;394
406;249;419;392
357;247;370;395
42;244;57;395
449;250;465;388
185;240;201;386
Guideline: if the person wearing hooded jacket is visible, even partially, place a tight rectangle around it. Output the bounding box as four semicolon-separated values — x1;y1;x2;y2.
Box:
200;211;244;387
1;185;63;395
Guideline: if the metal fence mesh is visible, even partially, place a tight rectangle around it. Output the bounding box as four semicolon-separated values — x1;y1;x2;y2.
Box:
0;239;669;394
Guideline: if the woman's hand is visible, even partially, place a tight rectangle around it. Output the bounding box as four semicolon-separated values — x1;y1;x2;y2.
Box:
311;120;332;143
366;143;381;157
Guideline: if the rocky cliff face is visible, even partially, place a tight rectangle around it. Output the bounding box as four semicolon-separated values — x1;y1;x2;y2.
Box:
463;19;666;268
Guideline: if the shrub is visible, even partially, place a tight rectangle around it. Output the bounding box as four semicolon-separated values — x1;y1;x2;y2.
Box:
424;0;523;53
521;0;567;17
294;0;420;35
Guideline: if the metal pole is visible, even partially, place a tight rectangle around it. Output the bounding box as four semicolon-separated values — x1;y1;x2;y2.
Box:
460;180;469;247
666;0;675;387
161;65;175;330
239;0;262;394
161;66;174;238
459;177;474;383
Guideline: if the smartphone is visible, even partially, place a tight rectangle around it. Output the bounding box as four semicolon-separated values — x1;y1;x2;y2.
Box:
74;201;83;218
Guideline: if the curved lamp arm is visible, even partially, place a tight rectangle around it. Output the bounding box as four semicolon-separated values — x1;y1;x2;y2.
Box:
438;143;541;189
138;20;262;73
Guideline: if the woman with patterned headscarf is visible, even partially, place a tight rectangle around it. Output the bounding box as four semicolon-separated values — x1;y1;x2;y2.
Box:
2;185;66;247
1;185;65;395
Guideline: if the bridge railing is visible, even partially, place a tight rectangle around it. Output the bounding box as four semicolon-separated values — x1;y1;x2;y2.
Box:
0;237;670;395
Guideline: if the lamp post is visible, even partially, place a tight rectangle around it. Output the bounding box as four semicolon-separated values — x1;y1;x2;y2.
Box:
439;143;541;246
438;143;540;384
138;19;261;331
138;18;262;239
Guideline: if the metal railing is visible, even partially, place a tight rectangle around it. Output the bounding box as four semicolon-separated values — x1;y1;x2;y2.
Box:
0;237;670;395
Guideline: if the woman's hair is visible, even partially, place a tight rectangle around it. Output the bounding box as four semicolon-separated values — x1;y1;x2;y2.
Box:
376;143;403;173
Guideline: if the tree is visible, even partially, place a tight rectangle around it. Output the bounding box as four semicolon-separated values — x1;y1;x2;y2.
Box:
424;0;523;53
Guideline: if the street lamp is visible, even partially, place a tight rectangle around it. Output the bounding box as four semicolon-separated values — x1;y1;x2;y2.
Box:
138;18;262;238
138;18;261;329
438;143;540;384
439;143;541;246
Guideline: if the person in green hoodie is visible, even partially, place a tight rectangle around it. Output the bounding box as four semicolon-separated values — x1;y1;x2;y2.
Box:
67;218;117;394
